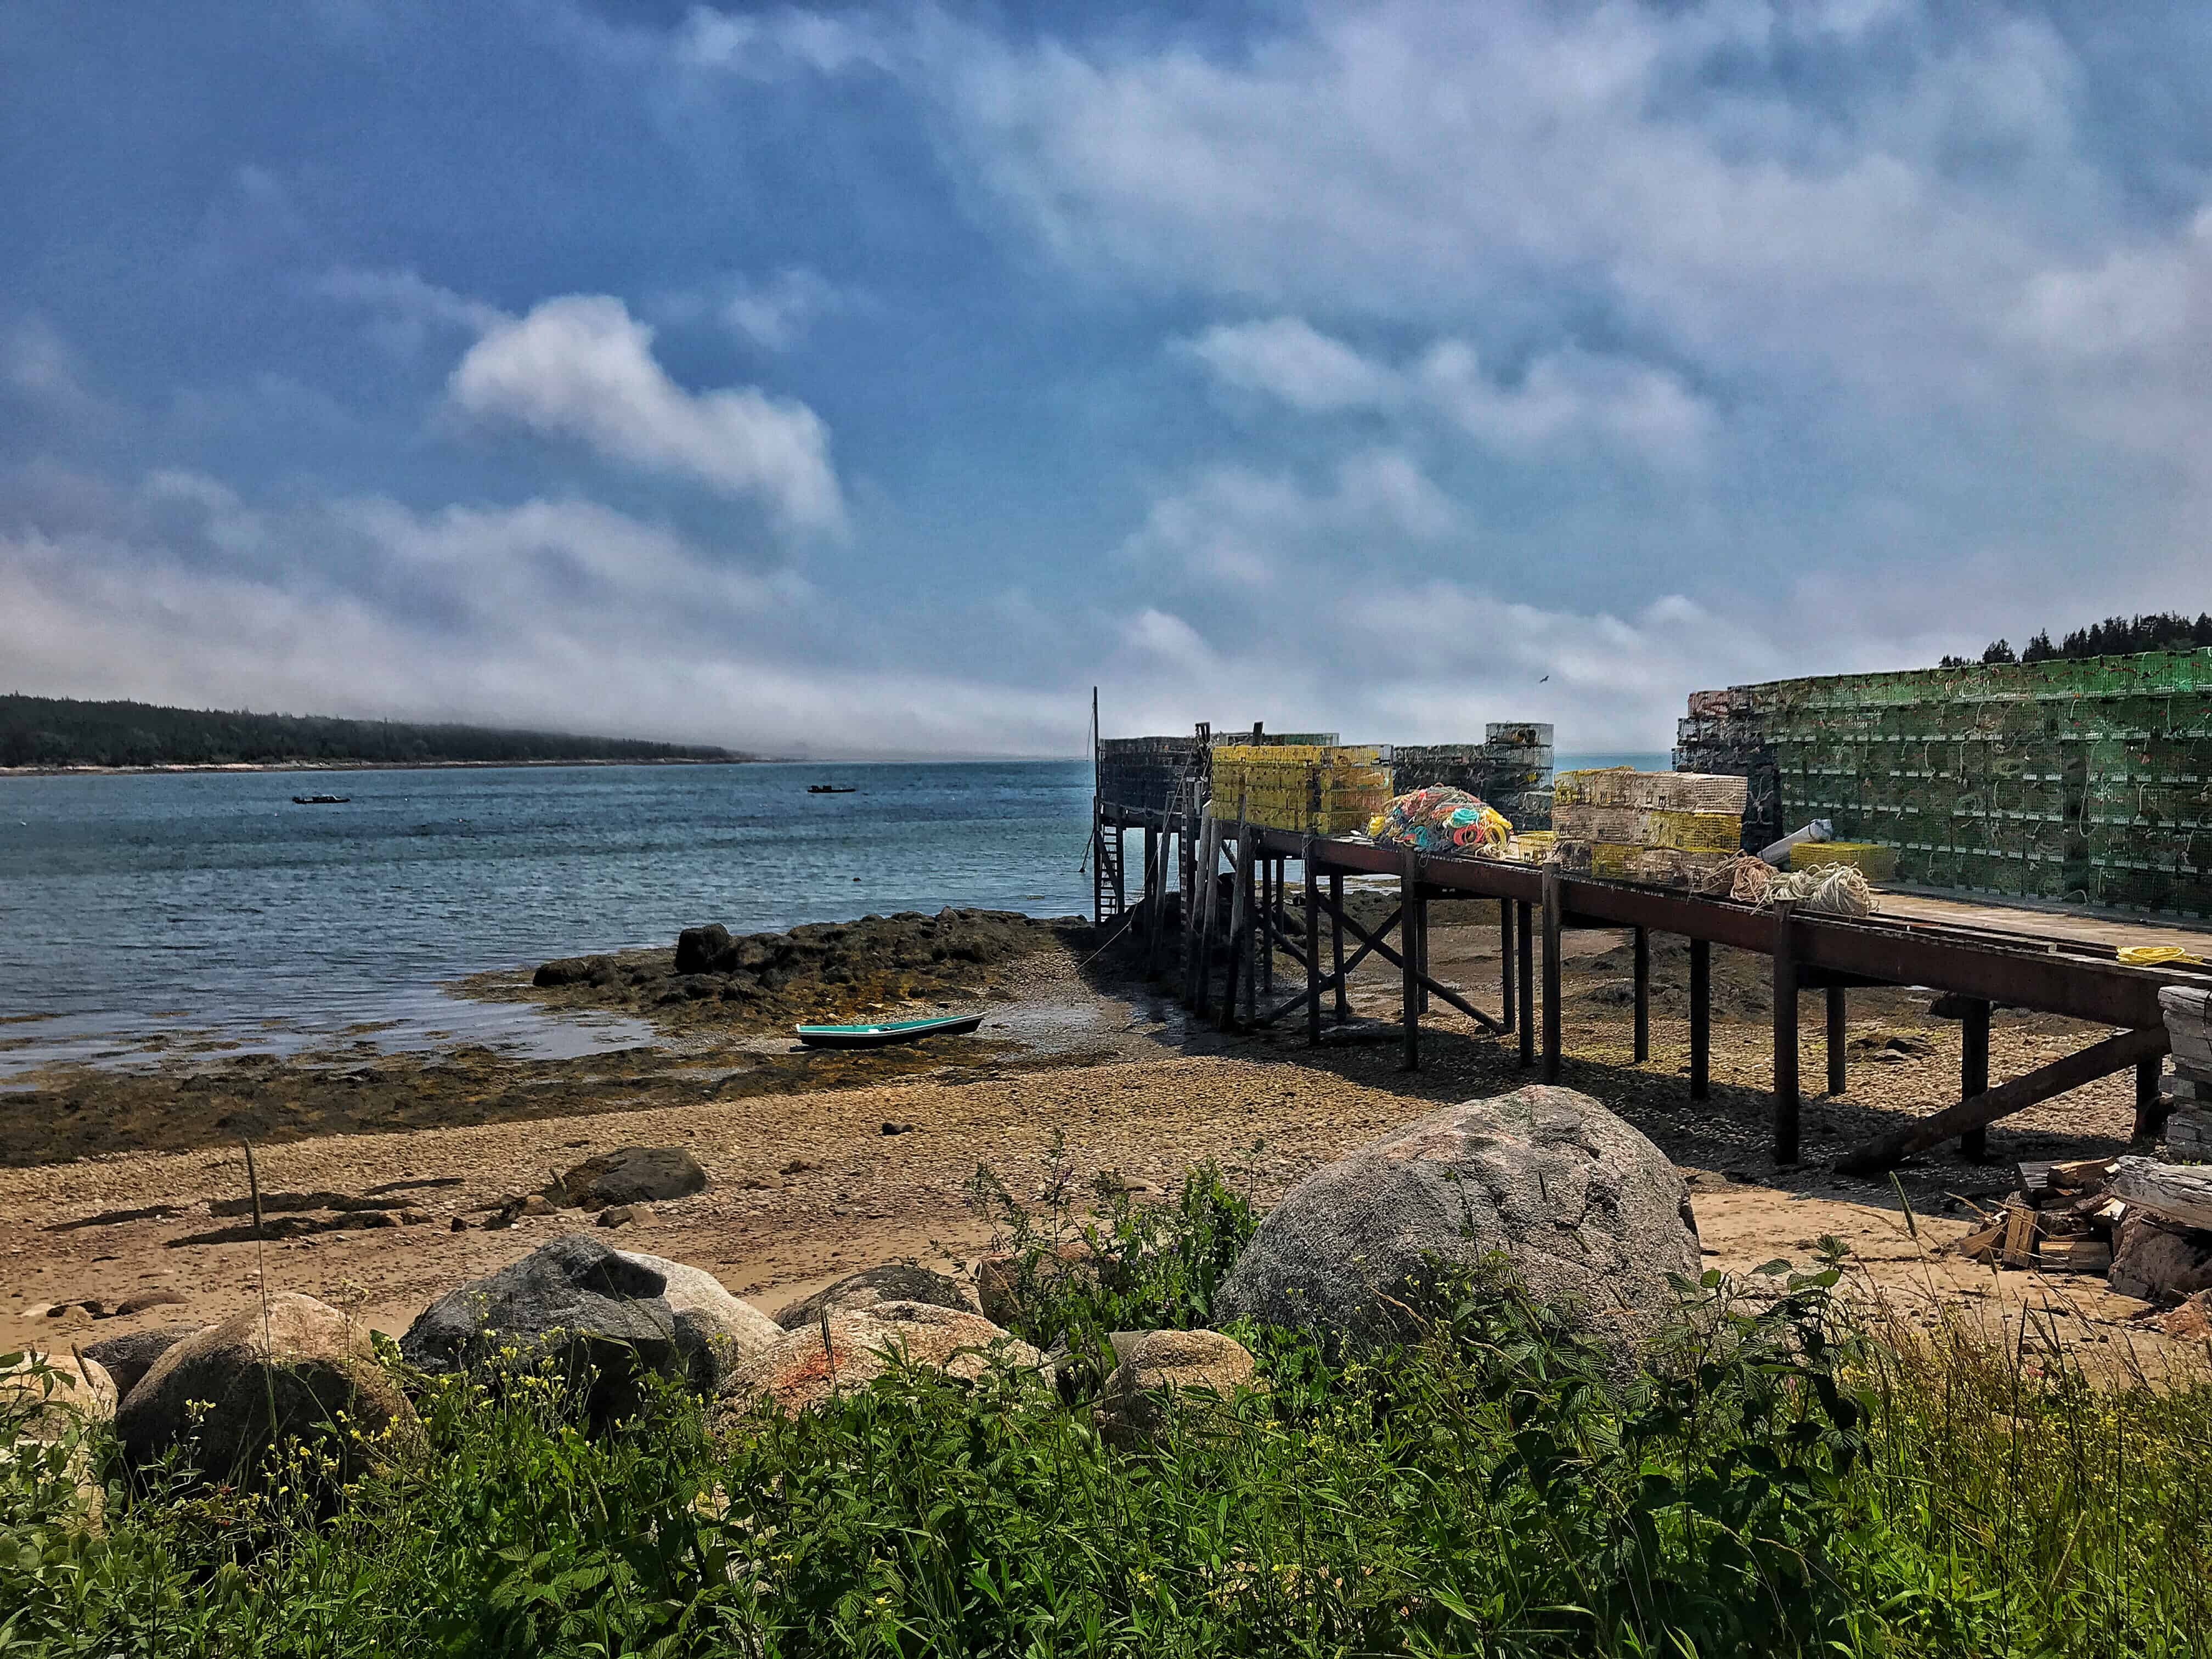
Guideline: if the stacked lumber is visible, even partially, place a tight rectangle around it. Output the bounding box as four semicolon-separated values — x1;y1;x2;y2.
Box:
2160;985;2212;1160
1953;1156;2124;1276
1550;768;1747;890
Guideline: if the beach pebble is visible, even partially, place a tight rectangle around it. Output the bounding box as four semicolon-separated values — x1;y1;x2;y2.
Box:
596;1204;639;1228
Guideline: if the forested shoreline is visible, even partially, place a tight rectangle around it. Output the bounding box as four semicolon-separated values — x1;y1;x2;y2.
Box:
0;694;749;770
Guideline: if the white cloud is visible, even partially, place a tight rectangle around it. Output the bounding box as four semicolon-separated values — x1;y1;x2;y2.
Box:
448;295;845;532
1180;314;1712;465
1120;449;1453;587
1180;317;1397;413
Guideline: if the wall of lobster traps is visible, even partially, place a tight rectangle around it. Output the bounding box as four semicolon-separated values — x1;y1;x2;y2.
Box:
1676;648;2212;917
1097;723;1556;839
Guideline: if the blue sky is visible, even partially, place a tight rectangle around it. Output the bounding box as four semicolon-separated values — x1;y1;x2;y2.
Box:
4;1;2209;756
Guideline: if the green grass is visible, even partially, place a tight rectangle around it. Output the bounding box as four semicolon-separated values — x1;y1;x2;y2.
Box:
4;1160;2209;1657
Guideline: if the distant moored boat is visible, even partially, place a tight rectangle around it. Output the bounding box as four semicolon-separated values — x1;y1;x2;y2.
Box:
806;784;857;794
291;793;350;804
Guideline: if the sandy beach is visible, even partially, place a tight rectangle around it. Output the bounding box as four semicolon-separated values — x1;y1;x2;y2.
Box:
5;906;2201;1372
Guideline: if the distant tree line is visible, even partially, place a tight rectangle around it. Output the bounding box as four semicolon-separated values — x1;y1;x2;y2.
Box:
0;694;748;769
1939;611;2212;669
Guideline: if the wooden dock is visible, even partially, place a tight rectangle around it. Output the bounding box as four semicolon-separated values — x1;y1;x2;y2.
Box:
1091;795;2212;1173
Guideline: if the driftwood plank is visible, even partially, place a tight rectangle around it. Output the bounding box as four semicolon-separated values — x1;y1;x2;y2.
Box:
2110;1157;2212;1232
1834;1025;2169;1176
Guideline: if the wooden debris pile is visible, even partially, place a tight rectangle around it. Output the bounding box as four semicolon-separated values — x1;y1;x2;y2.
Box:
1953;1154;2212;1305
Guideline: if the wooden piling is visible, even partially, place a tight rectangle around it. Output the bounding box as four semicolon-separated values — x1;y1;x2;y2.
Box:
1540;870;1562;1084
1825;984;1846;1096
1632;926;1649;1063
1689;937;1710;1100
1960;998;1990;1160
1773;900;1800;1165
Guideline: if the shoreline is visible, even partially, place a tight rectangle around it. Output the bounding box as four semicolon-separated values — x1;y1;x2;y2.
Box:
7;908;2205;1379
0;755;778;779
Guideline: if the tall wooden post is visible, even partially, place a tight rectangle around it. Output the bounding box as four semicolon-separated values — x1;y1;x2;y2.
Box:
1219;826;1246;1031
1329;869;1347;1022
1516;900;1534;1069
1825;985;1847;1096
1689;938;1711;1101
1242;833;1260;1026
1540;870;1562;1084
1401;851;1421;1071
1141;826;1160;972
1960;999;1990;1161
1498;898;1516;1029
1414;879;1431;1014
1260;856;1275;996
1632;926;1650;1063
1773;900;1801;1165
1304;839;1322;1047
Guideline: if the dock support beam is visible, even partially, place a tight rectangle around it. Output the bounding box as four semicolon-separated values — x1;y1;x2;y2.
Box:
1499;899;1516;1029
1960;998;1990;1161
1329;870;1347;1022
1773;900;1800;1165
1540;870;1562;1084
1517;901;1534;1069
1304;840;1321;1047
1826;985;1847;1096
1689;938;1710;1100
1401;853;1421;1071
1632;927;1650;1063
2137;1055;2168;1142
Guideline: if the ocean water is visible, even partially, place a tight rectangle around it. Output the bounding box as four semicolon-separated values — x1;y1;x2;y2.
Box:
0;753;1664;1073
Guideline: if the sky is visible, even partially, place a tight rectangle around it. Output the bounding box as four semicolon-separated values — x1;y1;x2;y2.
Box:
4;1;2210;758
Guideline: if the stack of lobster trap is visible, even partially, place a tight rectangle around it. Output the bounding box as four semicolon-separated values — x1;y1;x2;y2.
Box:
1550;767;1749;889
1206;744;1395;837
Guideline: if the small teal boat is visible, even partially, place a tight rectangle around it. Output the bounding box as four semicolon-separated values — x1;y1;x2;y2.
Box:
793;1012;985;1049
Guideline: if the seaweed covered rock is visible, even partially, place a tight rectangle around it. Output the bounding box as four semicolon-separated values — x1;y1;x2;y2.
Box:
775;1264;980;1331
1214;1085;1699;1369
116;1294;421;1482
554;1146;708;1209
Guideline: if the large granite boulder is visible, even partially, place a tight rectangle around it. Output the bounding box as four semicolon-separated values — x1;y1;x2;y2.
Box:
116;1293;422;1483
1093;1329;1260;1449
81;1325;204;1402
724;1302;1045;1417
1214;1086;1699;1368
554;1146;708;1210
402;1236;775;1409
775;1264;980;1331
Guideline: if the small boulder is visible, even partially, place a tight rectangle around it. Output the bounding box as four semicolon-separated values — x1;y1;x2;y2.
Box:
1093;1329;1259;1449
596;1204;639;1228
81;1324;203;1401
114;1290;189;1317
402;1236;776;1410
674;924;736;975
116;1293;421;1483
555;1146;708;1210
775;1264;981;1331
1212;1085;1700;1370
725;1302;1043;1417
534;955;614;988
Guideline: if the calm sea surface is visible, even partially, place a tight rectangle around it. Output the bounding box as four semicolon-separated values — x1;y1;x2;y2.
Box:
0;753;1662;1073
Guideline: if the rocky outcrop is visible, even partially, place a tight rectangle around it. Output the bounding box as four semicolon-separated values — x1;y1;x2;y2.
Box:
554;1146;708;1210
724;1302;1044;1417
775;1264;980;1331
116;1294;421;1483
401;1236;776;1410
81;1325;203;1401
674;925;736;975
1092;1329;1259;1449
1213;1085;1699;1369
